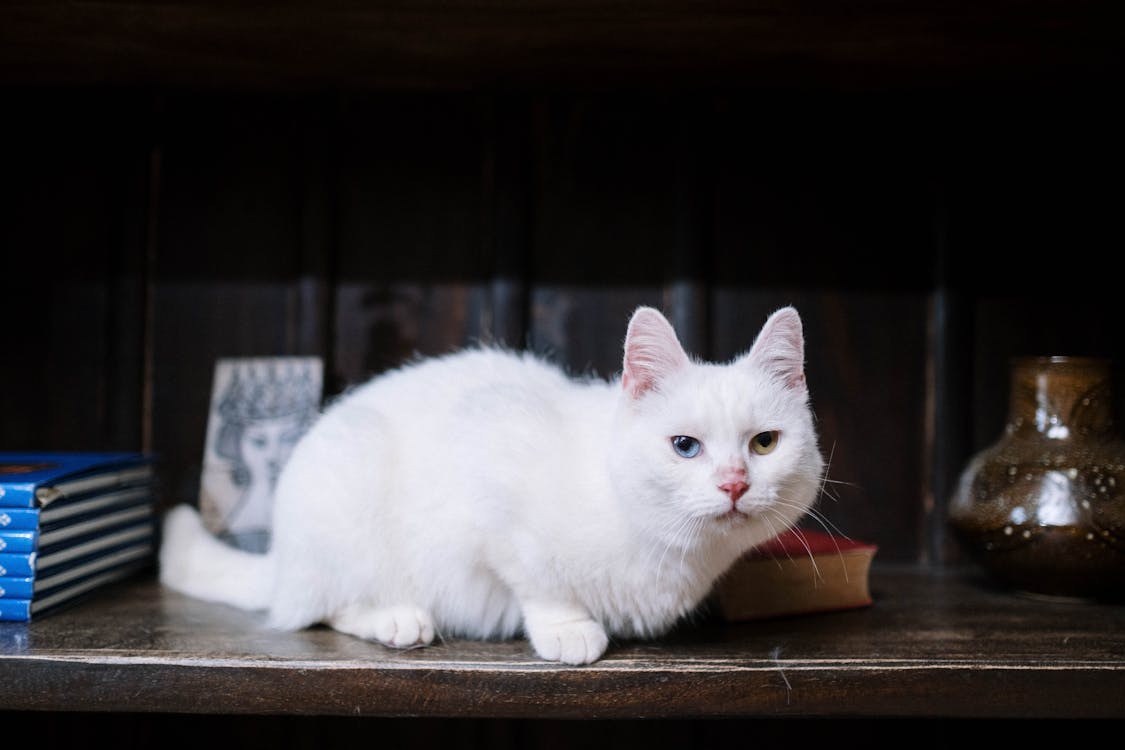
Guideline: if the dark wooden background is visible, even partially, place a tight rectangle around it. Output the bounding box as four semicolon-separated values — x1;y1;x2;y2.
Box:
3;3;1124;745
2;2;1123;572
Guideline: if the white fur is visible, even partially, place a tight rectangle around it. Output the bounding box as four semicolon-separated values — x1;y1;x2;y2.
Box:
159;306;825;664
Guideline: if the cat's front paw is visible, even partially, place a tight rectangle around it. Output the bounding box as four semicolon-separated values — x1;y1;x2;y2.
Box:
330;604;436;649
528;619;609;665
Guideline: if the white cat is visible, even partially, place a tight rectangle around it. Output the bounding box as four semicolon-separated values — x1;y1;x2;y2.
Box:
159;305;825;664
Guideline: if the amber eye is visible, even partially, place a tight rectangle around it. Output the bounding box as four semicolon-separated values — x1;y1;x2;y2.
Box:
750;431;779;455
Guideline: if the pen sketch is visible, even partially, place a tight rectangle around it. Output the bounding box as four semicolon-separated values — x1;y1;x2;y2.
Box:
199;357;323;552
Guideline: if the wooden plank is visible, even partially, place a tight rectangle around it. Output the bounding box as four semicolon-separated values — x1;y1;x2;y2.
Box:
711;94;934;562
150;94;316;509
1;2;1121;91
13;712;1119;748
926;284;976;565
940;92;1125;456
2;566;1123;718
480;97;535;350
330;94;491;387
0;89;149;453
526;96;710;376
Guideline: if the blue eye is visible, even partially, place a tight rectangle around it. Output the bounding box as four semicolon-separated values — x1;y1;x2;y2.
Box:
671;435;702;458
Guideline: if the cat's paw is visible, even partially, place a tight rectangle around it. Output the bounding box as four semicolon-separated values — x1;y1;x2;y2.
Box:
528;619;609;665
330;604;436;649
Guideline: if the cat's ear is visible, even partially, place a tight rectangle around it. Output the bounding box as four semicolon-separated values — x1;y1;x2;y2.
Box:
744;306;807;390
622;307;690;399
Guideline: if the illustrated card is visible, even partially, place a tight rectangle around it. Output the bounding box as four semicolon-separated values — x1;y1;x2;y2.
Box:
198;357;323;552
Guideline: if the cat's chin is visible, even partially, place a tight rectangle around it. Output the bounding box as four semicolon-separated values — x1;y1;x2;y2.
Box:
715;508;749;523
712;502;800;531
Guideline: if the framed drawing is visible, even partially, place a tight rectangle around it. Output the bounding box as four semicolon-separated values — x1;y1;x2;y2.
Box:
199;357;323;552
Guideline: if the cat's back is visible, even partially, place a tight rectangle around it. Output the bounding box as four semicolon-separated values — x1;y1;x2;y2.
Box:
343;345;580;411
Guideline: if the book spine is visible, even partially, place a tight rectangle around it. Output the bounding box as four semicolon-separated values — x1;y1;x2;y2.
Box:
0;484;37;509
0;576;35;599
0;552;36;577
0;508;40;531
0;530;37;553
0;598;32;622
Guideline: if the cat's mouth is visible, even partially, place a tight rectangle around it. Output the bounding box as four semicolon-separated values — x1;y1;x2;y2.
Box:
716;507;749;523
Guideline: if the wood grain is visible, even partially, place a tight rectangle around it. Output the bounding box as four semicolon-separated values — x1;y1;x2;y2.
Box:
1;2;1121;91
1;565;1123;719
0;90;150;453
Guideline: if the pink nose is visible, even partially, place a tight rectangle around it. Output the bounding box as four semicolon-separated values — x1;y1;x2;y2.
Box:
719;480;749;503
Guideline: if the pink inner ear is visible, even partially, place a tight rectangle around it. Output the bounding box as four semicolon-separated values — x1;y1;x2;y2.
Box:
747;307;807;389
622;307;689;398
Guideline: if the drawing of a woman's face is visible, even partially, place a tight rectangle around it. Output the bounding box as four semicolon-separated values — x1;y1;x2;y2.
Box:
240;414;305;489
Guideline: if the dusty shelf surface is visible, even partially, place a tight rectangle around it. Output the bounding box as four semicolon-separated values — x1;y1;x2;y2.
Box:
2;564;1123;719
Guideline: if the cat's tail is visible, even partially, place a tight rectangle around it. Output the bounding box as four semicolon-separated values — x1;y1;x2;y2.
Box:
158;503;273;611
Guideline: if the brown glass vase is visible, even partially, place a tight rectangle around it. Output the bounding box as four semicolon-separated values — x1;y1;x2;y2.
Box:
948;356;1125;601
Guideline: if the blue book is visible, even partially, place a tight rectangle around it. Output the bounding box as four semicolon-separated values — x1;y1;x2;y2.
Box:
0;451;153;508
0;486;153;531
1;538;154;600
0;551;36;577
0;452;157;621
0;544;153;621
0;506;155;573
0;517;153;576
0;500;153;553
0;599;32;621
0;529;36;553
0;574;34;599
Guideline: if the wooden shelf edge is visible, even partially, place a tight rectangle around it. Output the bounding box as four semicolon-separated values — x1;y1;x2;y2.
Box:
2;565;1123;719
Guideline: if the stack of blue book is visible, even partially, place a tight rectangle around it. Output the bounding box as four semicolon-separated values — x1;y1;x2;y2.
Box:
0;451;157;622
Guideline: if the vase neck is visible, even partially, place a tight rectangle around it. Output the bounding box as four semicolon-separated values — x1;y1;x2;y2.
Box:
1007;357;1114;439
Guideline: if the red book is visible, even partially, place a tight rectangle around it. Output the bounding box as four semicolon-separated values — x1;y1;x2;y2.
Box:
712;528;878;621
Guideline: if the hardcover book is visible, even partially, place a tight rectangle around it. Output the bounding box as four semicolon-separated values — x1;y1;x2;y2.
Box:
0;538;154;599
0;529;36;553
0;451;153;508
0;451;157;621
0;485;153;531
712;528;877;621
0;518;155;578
0;523;155;620
0;550;152;622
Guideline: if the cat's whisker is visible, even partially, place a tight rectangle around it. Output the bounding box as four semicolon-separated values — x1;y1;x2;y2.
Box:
643;542;669;585
815;442;845;503
782;523;825;584
758;513;789;571
675;517;698;573
798;509;851;579
773;496;852;541
771;494;852;580
684;516;707;571
814;443;860;506
646;512;702;584
806;509;852;540
818;482;842;505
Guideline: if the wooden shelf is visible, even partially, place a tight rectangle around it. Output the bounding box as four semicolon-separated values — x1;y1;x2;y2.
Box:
2;2;1121;91
3;564;1123;719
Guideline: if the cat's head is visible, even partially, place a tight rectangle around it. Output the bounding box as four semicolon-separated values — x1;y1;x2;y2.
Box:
611;306;825;556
